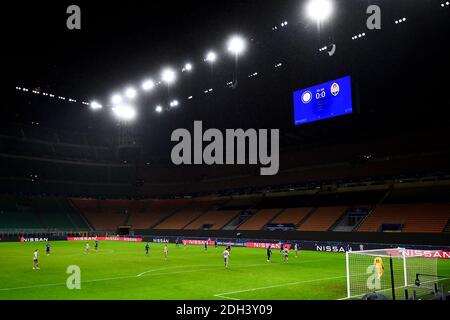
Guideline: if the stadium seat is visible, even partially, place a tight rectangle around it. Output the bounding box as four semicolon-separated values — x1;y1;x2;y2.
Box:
238;208;283;231
357;203;450;233
297;206;349;231
184;210;240;230
270;207;313;225
153;200;219;230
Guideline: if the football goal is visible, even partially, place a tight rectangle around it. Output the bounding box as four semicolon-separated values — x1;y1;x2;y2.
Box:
346;247;441;300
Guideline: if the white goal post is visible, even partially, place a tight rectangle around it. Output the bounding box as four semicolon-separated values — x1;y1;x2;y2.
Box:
346;247;439;300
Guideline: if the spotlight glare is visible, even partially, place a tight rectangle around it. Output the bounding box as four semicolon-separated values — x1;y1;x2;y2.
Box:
227;35;246;56
161;68;176;85
170;100;179;107
125;87;137;99
112;105;136;121
90;101;103;110
111;94;123;105
205;51;217;63
306;0;333;22
155;105;163;113
142;79;155;91
184;63;193;71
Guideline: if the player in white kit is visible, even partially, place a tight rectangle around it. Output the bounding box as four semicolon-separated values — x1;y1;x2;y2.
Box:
223;248;230;269
85;243;90;254
282;247;289;263
164;244;168;260
33;249;40;269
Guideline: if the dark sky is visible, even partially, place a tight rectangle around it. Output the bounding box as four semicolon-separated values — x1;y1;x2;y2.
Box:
7;0;450;149
11;0;298;97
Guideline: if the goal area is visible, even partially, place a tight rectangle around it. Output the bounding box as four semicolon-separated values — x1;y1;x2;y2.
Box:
346;247;441;300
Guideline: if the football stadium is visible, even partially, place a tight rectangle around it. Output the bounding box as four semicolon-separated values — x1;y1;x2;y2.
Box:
3;0;450;305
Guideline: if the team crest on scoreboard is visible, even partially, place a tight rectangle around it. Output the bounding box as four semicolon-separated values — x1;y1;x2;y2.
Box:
330;82;340;96
301;91;312;104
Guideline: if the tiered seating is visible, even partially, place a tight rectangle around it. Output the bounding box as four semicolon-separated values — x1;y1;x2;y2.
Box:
270;207;313;225
127;200;191;229
33;197;78;229
184;210;240;230
238;209;282;230
71;199;128;231
297;206;348;231
357;203;450;233
0;196;41;230
154;201;218;230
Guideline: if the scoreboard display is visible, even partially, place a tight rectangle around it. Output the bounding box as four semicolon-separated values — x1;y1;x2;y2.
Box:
293;75;353;126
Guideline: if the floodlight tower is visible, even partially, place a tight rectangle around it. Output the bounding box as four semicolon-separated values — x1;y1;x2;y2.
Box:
205;50;217;80
161;67;177;105
227;35;246;86
306;0;333;23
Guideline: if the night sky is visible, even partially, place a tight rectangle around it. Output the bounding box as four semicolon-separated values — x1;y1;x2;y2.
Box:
7;0;450;151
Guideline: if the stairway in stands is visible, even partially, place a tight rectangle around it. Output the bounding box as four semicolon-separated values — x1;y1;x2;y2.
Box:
443;219;450;233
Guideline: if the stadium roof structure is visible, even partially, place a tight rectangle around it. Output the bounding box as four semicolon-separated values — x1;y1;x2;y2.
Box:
8;0;450;155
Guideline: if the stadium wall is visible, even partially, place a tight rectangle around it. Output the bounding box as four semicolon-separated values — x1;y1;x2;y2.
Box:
144;236;450;256
134;229;450;246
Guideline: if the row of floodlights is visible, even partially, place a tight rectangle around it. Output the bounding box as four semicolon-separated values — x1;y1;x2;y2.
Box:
108;35;247;106
395;17;407;24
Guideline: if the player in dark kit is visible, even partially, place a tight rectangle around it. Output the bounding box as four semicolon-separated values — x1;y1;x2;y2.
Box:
175;238;179;248
46;242;50;256
204;241;208;251
267;245;272;262
145;242;150;255
95;240;99;251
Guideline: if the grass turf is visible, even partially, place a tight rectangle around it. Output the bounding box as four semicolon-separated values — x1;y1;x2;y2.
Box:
0;241;448;300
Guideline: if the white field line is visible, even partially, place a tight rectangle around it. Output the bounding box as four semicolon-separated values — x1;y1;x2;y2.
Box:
0;263;271;292
214;275;347;300
0;257;331;292
336;277;450;300
0;249;115;259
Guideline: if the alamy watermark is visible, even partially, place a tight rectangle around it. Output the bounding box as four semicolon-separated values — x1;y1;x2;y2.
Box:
66;5;81;30
171;121;279;176
366;5;382;30
66;265;81;290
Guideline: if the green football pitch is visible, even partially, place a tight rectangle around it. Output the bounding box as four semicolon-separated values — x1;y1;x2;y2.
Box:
0;241;449;300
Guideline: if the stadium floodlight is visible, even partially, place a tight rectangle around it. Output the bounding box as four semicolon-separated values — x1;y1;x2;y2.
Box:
112;104;136;121
155;105;163;113
142;79;155;91
161;68;176;85
306;0;333;22
111;94;123;105
227;35;246;56
169;100;179;107
205;51;217;63
90;101;103;110
183;63;193;72
125;87;137;99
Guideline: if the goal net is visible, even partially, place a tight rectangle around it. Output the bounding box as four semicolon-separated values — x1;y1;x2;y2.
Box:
346;248;438;300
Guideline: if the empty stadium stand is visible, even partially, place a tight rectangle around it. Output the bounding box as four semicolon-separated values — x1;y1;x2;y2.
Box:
184;210;240;230
71;199;130;231
270;207;313;225
153;200;221;230
238;208;283;231
127;199;192;229
0;196;89;231
297;206;349;232
357;203;450;233
0;196;41;230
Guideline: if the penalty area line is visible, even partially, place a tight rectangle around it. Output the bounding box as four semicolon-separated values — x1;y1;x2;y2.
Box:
213;275;347;300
